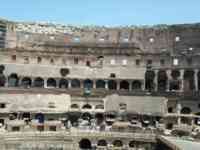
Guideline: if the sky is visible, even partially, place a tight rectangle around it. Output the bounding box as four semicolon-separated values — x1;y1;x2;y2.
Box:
0;0;200;26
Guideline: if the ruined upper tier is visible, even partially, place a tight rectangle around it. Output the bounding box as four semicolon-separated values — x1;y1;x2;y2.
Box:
1;18;200;55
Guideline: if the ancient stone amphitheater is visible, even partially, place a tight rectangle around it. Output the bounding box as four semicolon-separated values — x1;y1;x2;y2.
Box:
0;18;200;150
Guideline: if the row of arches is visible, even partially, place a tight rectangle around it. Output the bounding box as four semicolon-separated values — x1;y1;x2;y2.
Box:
71;104;104;110
79;139;148;149
4;73;143;90
145;69;200;92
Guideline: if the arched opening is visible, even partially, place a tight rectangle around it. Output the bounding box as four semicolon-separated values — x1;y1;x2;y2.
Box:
96;80;105;89
0;65;6;87
47;78;57;88
113;140;123;147
8;73;19;87
79;139;92;149
83;79;93;89
129;141;135;148
145;71;155;91
82;104;92;109
34;77;44;88
71;104;79;109
170;70;180;91
184;70;194;91
108;80;117;90
71;79;80;88
35;113;45;123
168;107;173;113
68;112;81;127
59;79;68;88
95;113;104;125
181;107;191;114
132;80;142;90
97;140;107;147
21;77;32;88
120;80;129;90
81;112;92;121
158;70;167;91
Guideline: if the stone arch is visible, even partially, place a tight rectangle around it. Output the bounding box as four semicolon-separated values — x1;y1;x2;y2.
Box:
96;80;105;89
113;140;123;147
120;80;129;90
170;70;181;91
108;80;117;90
47;78;57;88
82;104;92;109
79;139;92;149
71;79;80;88
171;70;180;80
83;79;93;89
132;80;142;90
145;70;155;91
81;112;92;121
181;107;191;114
34;77;44;87
158;70;168;91
8;73;19;87
97;139;107;147
35;113;45;123
59;79;68;88
184;70;195;91
71;104;79;109
21;77;32;88
0;65;6;87
129;141;135;148
95;113;104;125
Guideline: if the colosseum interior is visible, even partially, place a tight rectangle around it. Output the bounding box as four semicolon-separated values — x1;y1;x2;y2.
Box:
0;18;200;149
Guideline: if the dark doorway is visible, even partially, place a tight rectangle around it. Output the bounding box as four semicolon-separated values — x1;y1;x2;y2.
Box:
79;139;92;149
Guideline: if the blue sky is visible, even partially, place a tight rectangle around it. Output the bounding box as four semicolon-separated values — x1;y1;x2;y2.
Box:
0;0;200;26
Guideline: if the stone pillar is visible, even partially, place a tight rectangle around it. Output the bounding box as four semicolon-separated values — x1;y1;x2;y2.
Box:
93;80;96;89
180;69;184;92
5;76;8;87
191;118;195;126
117;80;120;90
129;80;132;91
142;80;145;91
194;69;199;91
105;80;108;90
154;70;158;91
44;78;47;88
176;102;182;125
80;80;84;88
166;70;172;92
68;79;71;89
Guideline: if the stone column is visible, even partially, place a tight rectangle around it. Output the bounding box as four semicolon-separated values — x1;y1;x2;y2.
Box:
44;78;47;88
117;80;120;90
142;80;145;91
68;79;71;89
93;80;96;89
154;70;158;91
129;80;132;91
180;69;184;92
5;76;8;87
176;103;182;125
105;80;108;90
80;80;84;88
194;69;199;91
166;70;172;92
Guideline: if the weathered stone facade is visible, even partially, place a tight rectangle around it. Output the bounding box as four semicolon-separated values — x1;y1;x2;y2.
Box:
0;18;200;149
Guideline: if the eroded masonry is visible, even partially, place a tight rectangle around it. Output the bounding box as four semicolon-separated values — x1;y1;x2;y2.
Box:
0;18;200;150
